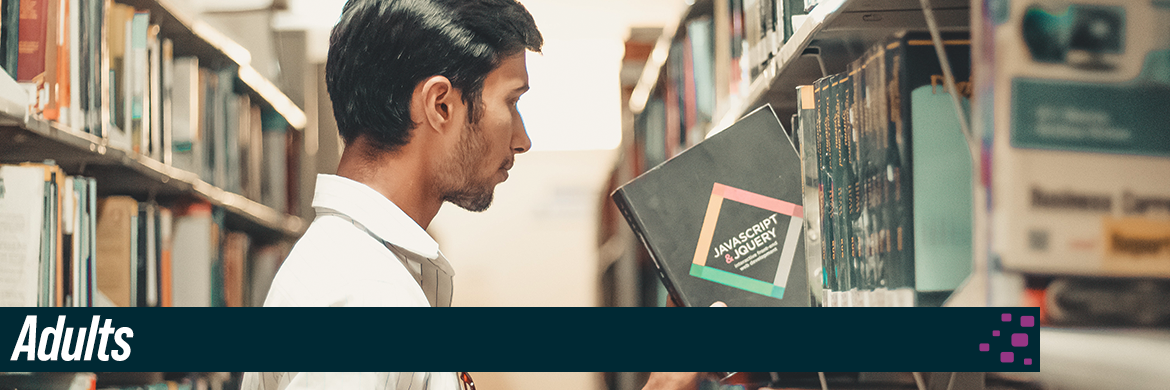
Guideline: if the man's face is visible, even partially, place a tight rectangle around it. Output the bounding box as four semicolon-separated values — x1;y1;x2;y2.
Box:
437;53;532;212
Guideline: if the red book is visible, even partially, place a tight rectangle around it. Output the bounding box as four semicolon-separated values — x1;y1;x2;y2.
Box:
17;0;48;82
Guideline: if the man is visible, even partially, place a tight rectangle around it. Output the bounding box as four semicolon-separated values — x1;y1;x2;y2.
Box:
242;0;712;389
242;0;540;389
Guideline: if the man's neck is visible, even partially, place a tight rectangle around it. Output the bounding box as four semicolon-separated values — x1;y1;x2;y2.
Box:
335;139;442;230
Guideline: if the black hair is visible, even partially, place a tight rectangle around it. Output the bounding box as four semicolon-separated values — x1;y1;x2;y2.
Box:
326;0;543;151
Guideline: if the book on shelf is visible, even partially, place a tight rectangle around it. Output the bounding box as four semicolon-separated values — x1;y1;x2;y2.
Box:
1;0;18;79
794;84;823;306
0;0;297;212
806;32;973;307
95;195;136;307
1;161;290;307
743;0;806;81
613;105;809;307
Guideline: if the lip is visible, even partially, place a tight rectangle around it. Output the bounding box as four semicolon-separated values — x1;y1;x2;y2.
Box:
499;169;509;182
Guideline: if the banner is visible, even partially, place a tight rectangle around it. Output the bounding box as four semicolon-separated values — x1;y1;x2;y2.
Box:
1;307;1040;372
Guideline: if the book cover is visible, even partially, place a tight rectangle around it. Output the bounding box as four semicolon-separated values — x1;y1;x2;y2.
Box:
612;105;808;307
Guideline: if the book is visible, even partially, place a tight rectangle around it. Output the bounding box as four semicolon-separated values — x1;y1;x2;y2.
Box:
222;231;249;307
170;56;200;175
17;0;49;112
795;84;823;305
95;195;137;307
612;105;808;307
171;200;212;307
1;0;18;79
0;165;47;307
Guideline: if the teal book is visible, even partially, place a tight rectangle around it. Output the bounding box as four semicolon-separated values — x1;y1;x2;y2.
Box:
1;0;18;79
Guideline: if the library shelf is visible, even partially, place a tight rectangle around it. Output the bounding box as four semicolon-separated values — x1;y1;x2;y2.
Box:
116;0;307;130
710;0;969;135
0;0;310;242
0;107;306;241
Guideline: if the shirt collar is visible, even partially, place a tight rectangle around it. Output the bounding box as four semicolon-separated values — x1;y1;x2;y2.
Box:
311;174;441;260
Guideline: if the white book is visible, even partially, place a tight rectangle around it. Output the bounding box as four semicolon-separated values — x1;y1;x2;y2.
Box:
172;203;212;307
148;25;161;161
145;202;157;307
0;166;48;307
171;57;200;174
131;13;149;155
161;39;174;166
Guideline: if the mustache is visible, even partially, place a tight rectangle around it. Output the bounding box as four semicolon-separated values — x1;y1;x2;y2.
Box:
501;157;515;171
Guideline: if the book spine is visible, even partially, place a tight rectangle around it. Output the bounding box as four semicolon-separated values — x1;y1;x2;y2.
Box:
86;178;95;307
885;37;912;292
611;189;688;307
41;0;58;119
17;0;48;82
813;76;831;296
1;0;19;79
68;0;80;128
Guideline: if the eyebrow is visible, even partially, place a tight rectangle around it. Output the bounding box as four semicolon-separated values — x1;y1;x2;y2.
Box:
513;84;530;94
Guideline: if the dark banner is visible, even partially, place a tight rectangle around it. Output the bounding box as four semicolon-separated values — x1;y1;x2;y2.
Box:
1;307;1040;372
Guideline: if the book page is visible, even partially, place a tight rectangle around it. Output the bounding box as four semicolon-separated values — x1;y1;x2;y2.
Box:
0;166;47;307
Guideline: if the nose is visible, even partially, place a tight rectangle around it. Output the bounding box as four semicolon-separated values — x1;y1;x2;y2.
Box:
512;115;531;154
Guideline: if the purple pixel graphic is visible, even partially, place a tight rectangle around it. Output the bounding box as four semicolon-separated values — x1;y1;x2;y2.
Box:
993;330;1000;336
1022;316;1035;327
1025;358;1033;365
1002;313;1012;322
1001;352;1014;363
980;343;989;352
1012;333;1029;347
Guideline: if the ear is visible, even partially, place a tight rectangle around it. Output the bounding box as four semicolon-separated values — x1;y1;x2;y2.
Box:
415;75;464;135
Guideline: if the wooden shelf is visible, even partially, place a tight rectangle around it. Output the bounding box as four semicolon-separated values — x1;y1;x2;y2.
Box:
0;112;306;241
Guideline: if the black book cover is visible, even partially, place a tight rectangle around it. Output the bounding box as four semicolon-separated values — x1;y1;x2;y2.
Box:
612;105;808;307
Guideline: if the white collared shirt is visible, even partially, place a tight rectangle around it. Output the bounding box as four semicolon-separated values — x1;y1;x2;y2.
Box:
241;174;459;390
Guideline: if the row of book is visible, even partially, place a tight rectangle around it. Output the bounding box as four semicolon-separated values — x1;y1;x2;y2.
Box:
794;32;974;307
0;0;293;212
743;0;808;80
639;0;813;171
0;162;287;307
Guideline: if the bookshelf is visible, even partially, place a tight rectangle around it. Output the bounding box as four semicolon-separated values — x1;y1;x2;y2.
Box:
0;0;309;313
0;113;306;240
0;0;307;241
605;0;1169;388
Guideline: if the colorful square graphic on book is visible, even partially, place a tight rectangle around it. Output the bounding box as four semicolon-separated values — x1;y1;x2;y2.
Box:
690;182;804;299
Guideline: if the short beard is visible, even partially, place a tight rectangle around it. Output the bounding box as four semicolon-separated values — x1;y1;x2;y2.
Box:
438;121;496;212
